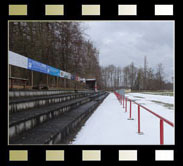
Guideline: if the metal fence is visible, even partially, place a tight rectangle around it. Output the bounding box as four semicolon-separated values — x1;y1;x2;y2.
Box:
114;91;174;145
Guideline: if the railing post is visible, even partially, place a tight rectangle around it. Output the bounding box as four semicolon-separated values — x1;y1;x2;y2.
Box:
128;100;134;120
130;100;131;118
125;98;127;112
160;119;164;145
57;76;58;87
10;79;12;89
138;105;140;133
31;71;34;87
121;95;123;105
138;105;143;135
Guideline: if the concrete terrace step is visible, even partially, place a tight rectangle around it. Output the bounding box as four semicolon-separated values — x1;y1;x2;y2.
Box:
9;90;95;98
9;90;73;98
9;92;105;139
10;93;108;144
9;92;95;113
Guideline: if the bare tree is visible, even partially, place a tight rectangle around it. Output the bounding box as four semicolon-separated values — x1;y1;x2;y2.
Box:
9;22;102;89
155;63;165;90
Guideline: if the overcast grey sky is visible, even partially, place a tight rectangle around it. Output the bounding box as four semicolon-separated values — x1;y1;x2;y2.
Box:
83;21;174;82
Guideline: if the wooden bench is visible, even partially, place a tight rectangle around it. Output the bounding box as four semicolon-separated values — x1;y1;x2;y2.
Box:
9;77;28;89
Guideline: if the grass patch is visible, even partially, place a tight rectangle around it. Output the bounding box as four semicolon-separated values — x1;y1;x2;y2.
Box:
130;91;174;96
133;96;144;99
143;92;173;96
151;100;174;110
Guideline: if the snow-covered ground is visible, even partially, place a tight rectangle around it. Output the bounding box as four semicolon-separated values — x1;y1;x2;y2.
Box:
125;93;174;123
71;92;174;145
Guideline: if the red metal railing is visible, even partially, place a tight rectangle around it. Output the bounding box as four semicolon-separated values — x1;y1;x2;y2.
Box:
114;91;174;145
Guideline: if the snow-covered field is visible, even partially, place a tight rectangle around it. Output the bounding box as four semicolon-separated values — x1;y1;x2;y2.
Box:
71;92;174;145
125;93;174;123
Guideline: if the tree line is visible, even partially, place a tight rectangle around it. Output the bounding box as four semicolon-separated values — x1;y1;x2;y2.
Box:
101;62;173;91
9;22;172;91
9;22;101;89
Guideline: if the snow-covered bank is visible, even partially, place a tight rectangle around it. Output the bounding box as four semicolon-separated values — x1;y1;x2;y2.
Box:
71;93;174;145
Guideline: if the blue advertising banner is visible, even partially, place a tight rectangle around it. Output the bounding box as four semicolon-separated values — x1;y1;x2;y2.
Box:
10;51;86;83
28;58;47;74
47;66;60;77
